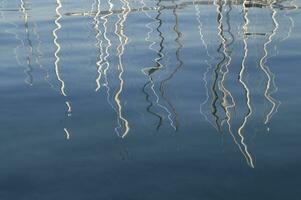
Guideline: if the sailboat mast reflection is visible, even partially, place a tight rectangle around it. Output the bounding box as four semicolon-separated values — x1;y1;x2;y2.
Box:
93;0;104;92
141;0;164;130
114;0;130;138
212;0;226;132
53;0;71;139
194;2;217;130
93;0;117;129
260;0;280;126
101;0;117;119
158;0;182;131
20;0;33;86
236;0;254;168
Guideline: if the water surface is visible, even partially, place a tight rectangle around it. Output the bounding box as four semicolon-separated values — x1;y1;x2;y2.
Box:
0;0;301;199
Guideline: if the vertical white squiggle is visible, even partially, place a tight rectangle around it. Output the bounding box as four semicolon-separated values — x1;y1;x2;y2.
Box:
93;0;104;92
194;3;217;130
20;0;34;86
53;0;71;139
114;0;131;138
237;1;254;168
259;0;279;125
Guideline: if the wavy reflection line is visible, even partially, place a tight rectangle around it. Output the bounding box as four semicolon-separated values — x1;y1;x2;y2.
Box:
92;0;104;92
114;0;130;138
147;1;175;131
281;13;294;42
0;1;25;73
217;1;254;167
159;0;182;131
54;0;66;97
20;0;33;86
212;0;226;132
140;1;175;130
20;0;53;88
216;0;231;127
102;0;116;115
194;3;217;130
53;0;72;139
140;0;164;129
265;1;280;125
31;20;57;89
218;1;236;127
93;0;119;131
259;1;279;125
237;2;254;168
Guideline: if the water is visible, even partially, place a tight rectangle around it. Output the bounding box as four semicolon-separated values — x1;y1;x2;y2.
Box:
0;0;301;199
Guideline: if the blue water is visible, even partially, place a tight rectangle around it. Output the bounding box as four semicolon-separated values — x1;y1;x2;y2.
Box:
0;0;301;199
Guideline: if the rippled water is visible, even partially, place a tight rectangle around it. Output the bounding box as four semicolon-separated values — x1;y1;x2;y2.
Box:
0;0;301;199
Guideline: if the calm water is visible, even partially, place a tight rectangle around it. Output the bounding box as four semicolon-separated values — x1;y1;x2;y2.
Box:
0;0;301;199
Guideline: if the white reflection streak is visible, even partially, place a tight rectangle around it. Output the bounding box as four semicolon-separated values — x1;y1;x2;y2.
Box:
194;3;216;129
102;0;113;92
54;0;66;96
53;0;71;139
259;1;279;125
93;0;104;92
219;1;253;167
20;0;33;86
102;0;118;119
114;0;130;138
237;2;254;168
64;128;70;140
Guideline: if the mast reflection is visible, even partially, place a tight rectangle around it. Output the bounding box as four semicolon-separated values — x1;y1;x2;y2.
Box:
53;0;72;139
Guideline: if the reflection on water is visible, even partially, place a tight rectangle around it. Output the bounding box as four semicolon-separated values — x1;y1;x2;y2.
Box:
20;0;34;86
1;0;301;197
0;0;298;163
53;0;72;139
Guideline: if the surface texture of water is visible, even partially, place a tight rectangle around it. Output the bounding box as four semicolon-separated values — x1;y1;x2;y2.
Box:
0;0;301;199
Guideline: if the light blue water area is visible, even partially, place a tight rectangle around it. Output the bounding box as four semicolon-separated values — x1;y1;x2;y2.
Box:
0;0;301;199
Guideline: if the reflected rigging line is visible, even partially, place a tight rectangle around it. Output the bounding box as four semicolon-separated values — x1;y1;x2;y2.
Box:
218;1;235;124
93;0;119;132
102;0;116;116
1;0;25;76
219;1;254;168
259;0;279;125
32;19;56;89
194;2;217;130
280;0;298;43
53;0;71;139
237;1;254;168
147;0;176;131
93;0;104;92
151;1;176;131
114;0;130;138
219;1;236;131
158;0;182;131
141;0;164;129
20;0;33;86
212;0;226;132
